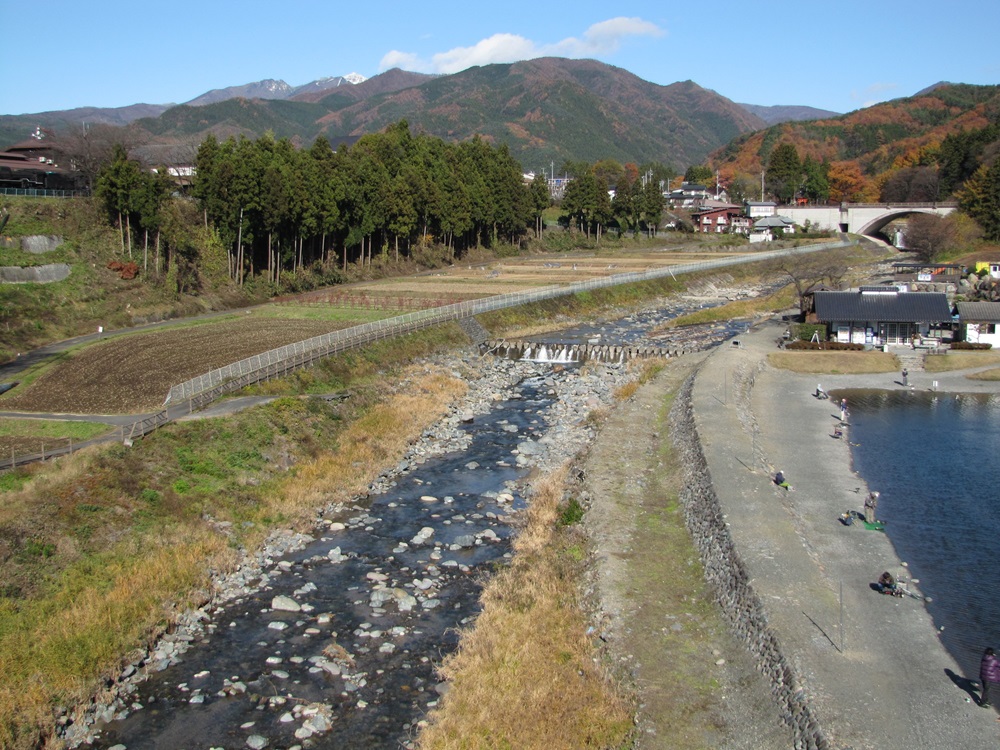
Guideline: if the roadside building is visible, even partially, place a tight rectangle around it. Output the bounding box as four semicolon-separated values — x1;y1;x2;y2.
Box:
810;287;953;346
690;202;747;234
749;214;796;243
745;201;777;219
954;301;1000;347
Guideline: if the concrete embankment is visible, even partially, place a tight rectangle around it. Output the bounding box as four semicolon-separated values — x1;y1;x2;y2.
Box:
675;321;999;749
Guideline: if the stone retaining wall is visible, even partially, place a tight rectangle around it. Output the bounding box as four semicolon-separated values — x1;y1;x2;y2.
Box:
0;263;71;283
669;371;831;750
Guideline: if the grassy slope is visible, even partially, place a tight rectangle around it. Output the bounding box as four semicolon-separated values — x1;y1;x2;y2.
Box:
0;197;244;362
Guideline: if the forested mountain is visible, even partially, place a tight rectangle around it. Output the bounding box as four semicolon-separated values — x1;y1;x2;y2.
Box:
737;103;840;125
713;83;1000;202
3;59;767;172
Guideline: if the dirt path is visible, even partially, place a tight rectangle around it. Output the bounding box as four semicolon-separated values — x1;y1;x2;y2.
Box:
581;355;790;749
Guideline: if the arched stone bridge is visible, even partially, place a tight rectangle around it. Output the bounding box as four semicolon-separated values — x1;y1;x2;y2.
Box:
780;202;956;238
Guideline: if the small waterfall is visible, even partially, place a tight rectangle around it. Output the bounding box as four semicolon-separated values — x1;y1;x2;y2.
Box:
481;339;681;364
524;344;578;364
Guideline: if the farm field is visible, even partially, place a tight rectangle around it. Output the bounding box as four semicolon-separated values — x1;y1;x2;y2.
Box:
0;316;360;415
292;250;747;305
0;247;755;418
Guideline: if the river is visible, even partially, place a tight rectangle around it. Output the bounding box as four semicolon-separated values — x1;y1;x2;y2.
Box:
838;388;1000;681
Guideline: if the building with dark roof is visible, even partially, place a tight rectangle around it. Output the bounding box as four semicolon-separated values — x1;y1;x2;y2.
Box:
954;301;1000;347
812;288;953;345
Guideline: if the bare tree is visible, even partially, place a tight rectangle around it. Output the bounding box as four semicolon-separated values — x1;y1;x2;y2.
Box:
58;122;146;189
905;213;956;262
774;247;855;316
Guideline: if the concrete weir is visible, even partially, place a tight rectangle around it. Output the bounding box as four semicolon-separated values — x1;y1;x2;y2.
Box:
481;338;687;364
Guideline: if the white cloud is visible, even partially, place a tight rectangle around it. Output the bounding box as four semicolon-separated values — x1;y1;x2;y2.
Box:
851;82;899;107
380;50;426;72
433;33;539;74
380;17;663;75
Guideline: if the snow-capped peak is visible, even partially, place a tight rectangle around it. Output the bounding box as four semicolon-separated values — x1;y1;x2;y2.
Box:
342;72;366;85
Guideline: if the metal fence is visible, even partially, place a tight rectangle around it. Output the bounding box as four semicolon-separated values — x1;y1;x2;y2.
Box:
165;239;850;405
1;239;849;471
0;188;89;198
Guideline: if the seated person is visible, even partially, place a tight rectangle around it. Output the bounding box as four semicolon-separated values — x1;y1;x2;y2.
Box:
774;471;791;489
878;571;900;596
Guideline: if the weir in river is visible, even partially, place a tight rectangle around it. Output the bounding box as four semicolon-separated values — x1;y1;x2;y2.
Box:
481;338;690;364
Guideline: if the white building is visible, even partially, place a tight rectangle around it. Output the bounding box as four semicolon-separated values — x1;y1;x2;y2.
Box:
955;302;1000;347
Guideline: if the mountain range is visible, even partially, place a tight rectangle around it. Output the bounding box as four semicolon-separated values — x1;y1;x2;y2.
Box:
0;59;956;175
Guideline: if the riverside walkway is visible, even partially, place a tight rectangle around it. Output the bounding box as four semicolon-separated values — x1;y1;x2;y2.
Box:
691;321;999;749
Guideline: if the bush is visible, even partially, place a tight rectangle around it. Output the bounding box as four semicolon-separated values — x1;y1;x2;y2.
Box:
558;497;585;526
951;341;993;350
789;323;826;342
784;340;865;351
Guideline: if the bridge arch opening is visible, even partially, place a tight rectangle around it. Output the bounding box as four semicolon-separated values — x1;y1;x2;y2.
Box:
855;209;943;246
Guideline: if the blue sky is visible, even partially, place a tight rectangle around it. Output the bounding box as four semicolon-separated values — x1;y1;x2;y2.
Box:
1;0;997;117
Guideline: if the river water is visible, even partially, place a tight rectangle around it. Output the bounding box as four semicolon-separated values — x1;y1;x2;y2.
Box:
87;374;557;749
836;388;1000;681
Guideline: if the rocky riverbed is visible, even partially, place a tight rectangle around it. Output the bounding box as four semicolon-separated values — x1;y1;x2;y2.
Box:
59;354;637;749
57;287;763;750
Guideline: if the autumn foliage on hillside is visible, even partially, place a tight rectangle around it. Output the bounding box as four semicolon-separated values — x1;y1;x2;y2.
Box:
712;83;1000;206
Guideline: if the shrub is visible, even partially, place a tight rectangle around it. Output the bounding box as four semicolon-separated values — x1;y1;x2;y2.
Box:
790;323;825;342
784;340;865;351
951;341;993;350
558;497;585;526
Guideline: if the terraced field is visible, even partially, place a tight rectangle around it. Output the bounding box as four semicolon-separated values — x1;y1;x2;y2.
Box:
0;317;355;414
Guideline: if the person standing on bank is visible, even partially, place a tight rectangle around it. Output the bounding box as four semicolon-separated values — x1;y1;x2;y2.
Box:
864;491;879;522
902;368;909;387
980;647;1000;707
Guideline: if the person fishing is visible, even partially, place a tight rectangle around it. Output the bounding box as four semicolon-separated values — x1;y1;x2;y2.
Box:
877;571;901;596
864;491;880;522
980;647;1000;708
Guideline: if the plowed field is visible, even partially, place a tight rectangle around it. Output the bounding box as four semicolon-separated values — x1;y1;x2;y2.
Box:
0;317;352;415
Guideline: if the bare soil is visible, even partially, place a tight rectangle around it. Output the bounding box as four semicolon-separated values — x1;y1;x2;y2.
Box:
0;317;352;414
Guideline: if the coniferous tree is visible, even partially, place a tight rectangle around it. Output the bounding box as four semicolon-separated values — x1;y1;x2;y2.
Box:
765;143;802;204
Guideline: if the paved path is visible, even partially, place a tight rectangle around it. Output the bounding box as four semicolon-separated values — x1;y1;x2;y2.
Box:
691;321;1000;749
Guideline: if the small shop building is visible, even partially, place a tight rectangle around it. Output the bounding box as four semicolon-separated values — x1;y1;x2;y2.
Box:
954;301;1000;347
811;287;953;346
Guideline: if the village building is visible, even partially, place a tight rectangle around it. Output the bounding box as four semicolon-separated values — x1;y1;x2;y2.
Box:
954;301;1000;347
690;202;748;234
974;261;1000;280
749;214;796;243
666;182;711;208
745;201;777;219
810;287;953;346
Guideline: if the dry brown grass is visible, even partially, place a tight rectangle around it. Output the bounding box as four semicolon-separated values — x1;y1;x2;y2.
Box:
416;468;633;750
923;350;1000;372
0;529;229;750
275;369;466;518
768;350;899;374
656;284;798;330
965;367;1000;380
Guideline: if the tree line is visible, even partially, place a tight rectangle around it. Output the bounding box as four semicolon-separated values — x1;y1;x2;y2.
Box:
92;122;690;292
189;121;548;285
93;121;551;290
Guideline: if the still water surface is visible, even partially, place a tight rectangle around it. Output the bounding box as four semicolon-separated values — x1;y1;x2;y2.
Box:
838;389;1000;680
